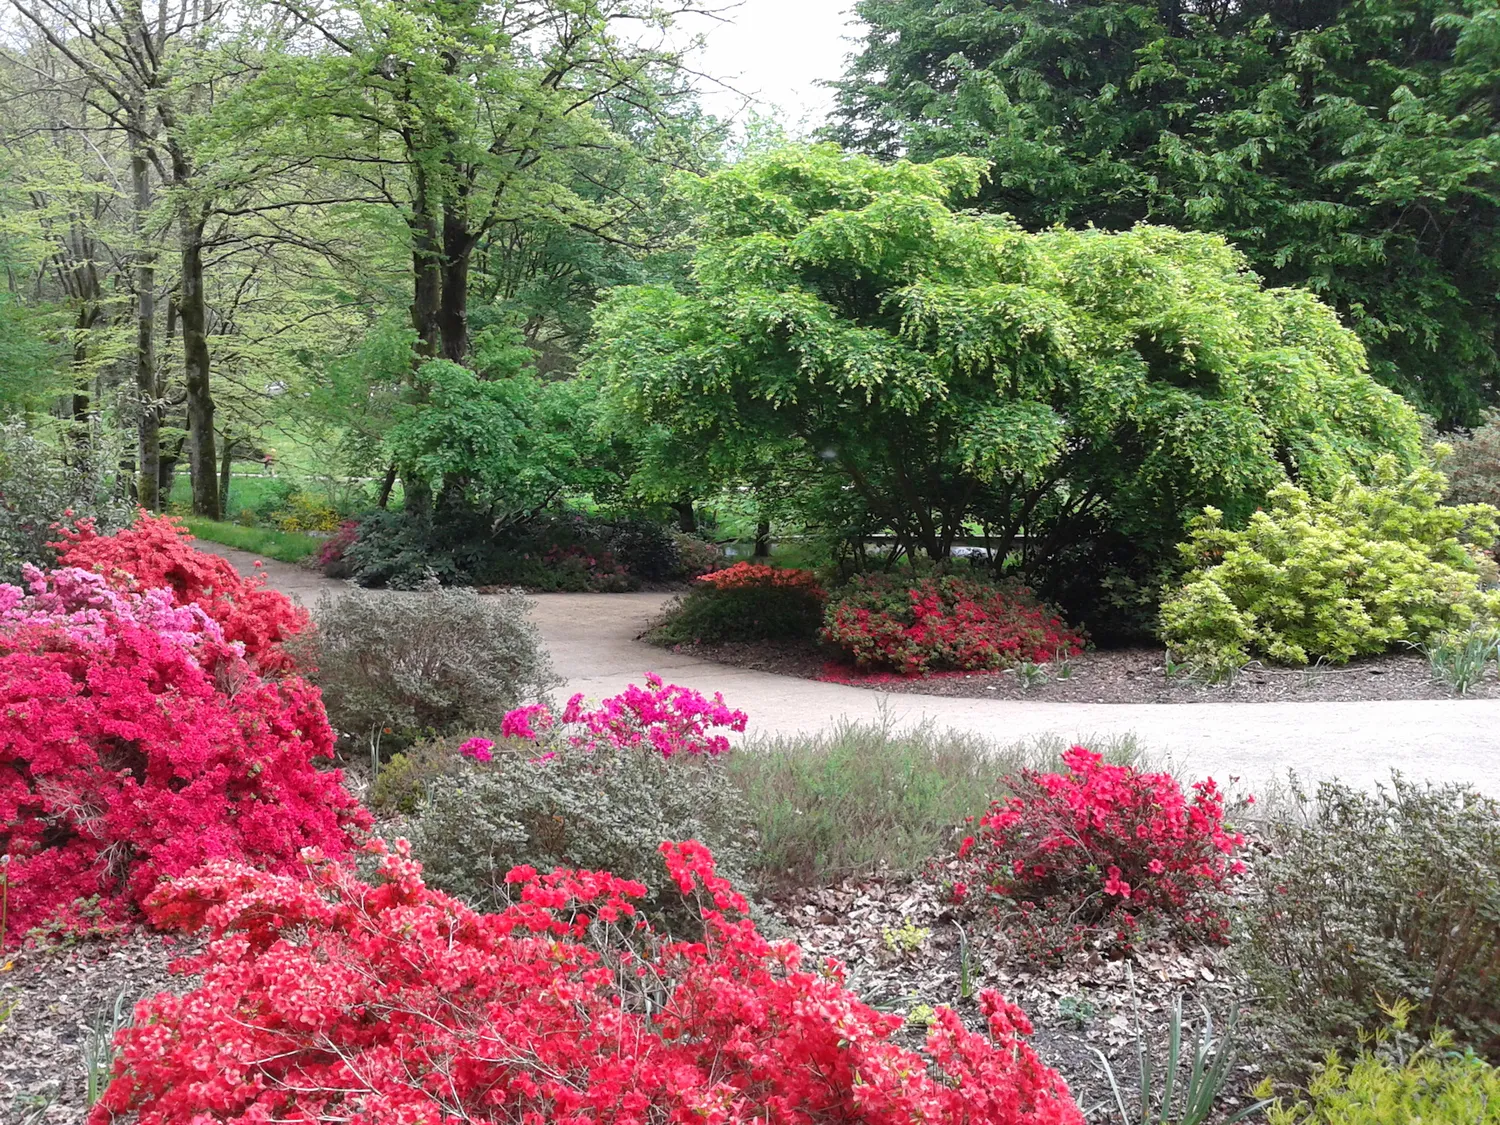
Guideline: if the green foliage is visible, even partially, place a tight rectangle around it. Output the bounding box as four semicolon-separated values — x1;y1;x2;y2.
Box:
1161;461;1500;669
404;738;754;931
832;0;1500;425
1424;625;1500;695
589;145;1424;633
0;421;131;580
177;517;321;564
1238;778;1500;1063
297;589;558;758
726;717;1139;891
647;585;826;645
1268;1024;1500;1125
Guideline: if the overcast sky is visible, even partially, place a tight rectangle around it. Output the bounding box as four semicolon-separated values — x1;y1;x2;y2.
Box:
675;0;865;131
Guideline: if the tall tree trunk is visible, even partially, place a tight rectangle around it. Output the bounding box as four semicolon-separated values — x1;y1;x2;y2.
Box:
178;207;218;519
159;432;186;501
672;499;697;533
409;172;442;359
439;209;471;363
754;518;771;557
130;130;160;510
377;464;398;508
218;432;235;516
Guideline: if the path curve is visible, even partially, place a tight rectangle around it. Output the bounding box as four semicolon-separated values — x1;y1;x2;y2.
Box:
207;544;1500;792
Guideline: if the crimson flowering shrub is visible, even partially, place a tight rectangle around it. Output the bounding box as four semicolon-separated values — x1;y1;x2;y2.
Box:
648;563;828;645
0;565;368;942
948;748;1246;963
53;512;309;673
92;838;1085;1125
316;519;361;579
502;672;749;757
822;574;1085;676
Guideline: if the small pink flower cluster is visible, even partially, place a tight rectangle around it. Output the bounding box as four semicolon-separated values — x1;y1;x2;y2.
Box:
500;673;748;758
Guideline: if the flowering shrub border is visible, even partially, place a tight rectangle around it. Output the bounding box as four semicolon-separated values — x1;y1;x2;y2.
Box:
948;748;1246;962
92;839;1085;1125
697;561;825;595
0;565;366;941
823;574;1085;676
53;512;309;673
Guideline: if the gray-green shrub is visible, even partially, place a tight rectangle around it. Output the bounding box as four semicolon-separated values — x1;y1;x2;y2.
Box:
402;736;753;930
298;588;558;757
0;421;130;580
1238;777;1500;1064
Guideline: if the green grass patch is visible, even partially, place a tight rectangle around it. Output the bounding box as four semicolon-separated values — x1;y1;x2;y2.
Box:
180;517;321;564
729;716;1142;892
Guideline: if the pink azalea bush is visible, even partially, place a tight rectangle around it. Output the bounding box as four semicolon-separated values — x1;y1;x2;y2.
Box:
501;672;748;757
91;839;1085;1125
948;748;1247;962
0;564;367;941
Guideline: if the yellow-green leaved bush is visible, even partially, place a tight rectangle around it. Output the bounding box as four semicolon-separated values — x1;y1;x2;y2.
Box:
1160;459;1500;668
1269;1035;1500;1125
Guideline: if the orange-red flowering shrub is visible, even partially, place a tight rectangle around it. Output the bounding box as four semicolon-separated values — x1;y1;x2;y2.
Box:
53;512;308;673
948;748;1246;963
92;839;1085;1125
0;565;367;942
822;574;1085;676
649;563;827;644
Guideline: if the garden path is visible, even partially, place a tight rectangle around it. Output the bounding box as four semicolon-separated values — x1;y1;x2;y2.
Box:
210;544;1500;792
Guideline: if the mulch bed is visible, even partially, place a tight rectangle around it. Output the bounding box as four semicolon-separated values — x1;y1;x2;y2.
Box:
655;637;1497;702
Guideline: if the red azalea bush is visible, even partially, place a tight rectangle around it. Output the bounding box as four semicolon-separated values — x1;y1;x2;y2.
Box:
92;838;1085;1125
948;748;1246;963
822;574;1085;676
0;565;368;942
649;563;827;645
53;512;308;673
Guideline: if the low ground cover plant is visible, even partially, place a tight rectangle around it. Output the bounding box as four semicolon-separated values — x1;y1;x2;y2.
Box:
54;512;310;673
297;588;558;761
0;565;367;942
949;749;1245;963
93;839;1085;1125
648;561;827;644
823;574;1085;676
1239;778;1500;1062
1161;462;1500;671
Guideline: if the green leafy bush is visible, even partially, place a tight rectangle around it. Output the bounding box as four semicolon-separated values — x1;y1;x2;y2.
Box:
296;588;558;757
1161;461;1500;669
1443;415;1500;509
647;563;826;644
0;421;130;580
1268;1024;1500;1125
1238;778;1500;1063
404;736;753;929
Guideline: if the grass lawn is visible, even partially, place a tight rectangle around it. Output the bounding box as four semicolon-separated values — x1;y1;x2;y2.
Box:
180;517;321;564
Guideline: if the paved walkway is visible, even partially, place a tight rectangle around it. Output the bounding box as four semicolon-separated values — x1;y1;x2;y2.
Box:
209;544;1500;792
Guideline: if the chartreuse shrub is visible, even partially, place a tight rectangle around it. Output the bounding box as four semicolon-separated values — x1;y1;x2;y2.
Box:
949;749;1246;964
1239;778;1500;1063
1268;1015;1500;1125
296;588;558;761
647;562;827;644
0;565;367;943
823;574;1085;675
94;840;1087;1125
398;675;753;928
1160;461;1500;671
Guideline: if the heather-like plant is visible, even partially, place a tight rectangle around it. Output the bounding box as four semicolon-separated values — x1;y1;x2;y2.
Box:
296;587;558;758
949;749;1246;963
92;839;1086;1125
1238;778;1500;1062
0;565;367;942
1443;415;1500;509
823;574;1085;675
648;562;827;645
1161;461;1500;671
53;512;309;673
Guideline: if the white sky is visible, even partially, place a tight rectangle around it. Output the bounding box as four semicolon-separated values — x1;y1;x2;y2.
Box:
675;0;865;132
